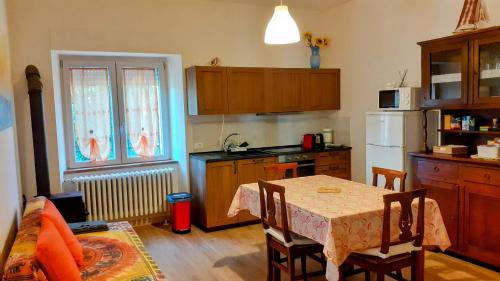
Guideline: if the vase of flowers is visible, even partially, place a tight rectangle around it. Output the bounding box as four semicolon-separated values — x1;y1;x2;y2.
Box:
304;32;330;69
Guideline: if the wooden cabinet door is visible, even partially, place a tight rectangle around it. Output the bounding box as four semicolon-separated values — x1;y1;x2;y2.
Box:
420;40;469;108
186;66;228;115
463;182;500;266
236;157;276;222
418;178;460;250
306;69;340;110
267;69;306;112
205;161;238;227
471;34;500;106
227;67;267;113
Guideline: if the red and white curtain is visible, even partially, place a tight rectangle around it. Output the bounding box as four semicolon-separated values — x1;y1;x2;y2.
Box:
70;68;112;162
123;68;160;158
455;0;489;32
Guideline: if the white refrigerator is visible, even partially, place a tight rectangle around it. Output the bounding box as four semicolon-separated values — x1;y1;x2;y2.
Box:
365;111;423;191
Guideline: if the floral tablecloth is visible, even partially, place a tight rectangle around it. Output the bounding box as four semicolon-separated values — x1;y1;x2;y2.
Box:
227;175;451;280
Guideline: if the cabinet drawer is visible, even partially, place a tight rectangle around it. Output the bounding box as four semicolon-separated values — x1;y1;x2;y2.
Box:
315;164;350;179
236;157;276;165
416;159;459;183
463;165;500;186
315;151;349;165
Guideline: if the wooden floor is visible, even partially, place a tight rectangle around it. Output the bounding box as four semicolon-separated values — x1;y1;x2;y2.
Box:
135;224;499;281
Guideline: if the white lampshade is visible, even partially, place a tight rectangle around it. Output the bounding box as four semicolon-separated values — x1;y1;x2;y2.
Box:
264;5;300;45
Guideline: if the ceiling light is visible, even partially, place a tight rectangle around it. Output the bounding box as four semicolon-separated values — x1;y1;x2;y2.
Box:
264;1;300;45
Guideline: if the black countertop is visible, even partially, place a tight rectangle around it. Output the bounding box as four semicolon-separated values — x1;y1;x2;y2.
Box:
189;145;352;163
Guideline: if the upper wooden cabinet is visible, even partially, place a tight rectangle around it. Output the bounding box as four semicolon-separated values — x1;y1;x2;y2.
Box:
186;66;341;115
227;67;268;114
306;69;341;110
419;26;500;108
266;69;307;112
186;66;229;115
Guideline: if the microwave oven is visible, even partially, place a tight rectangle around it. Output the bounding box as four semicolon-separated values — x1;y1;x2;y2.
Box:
378;87;419;110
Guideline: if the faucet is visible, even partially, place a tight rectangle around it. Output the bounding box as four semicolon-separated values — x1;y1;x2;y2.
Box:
223;133;240;152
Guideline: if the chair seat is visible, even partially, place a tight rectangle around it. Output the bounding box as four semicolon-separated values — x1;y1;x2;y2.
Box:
265;227;318;247
353;241;421;259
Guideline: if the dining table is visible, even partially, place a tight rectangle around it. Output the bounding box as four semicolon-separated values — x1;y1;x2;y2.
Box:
227;175;451;281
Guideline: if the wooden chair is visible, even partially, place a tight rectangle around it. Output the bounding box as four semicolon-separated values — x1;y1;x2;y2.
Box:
258;179;326;281
343;188;427;281
372;167;407;192
264;163;298;180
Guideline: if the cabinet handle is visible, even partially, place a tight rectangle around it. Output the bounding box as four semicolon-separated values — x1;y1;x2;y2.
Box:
253;159;265;163
433;166;440;173
484;173;491;181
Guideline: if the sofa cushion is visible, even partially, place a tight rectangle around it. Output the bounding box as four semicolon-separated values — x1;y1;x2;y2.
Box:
36;216;82;281
42;200;84;266
2;197;48;281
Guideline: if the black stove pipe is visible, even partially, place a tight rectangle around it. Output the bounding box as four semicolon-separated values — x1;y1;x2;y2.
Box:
25;65;51;197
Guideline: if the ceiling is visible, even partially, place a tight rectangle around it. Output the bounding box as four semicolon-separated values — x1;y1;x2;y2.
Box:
209;0;350;11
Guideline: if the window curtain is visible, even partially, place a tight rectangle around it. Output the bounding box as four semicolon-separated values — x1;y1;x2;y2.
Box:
70;68;112;162
123;68;160;158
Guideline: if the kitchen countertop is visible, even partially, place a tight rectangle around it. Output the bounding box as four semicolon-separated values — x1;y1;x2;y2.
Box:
190;145;352;163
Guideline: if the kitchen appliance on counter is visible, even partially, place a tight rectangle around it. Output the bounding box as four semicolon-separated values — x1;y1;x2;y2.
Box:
302;134;314;151
314;133;324;149
322;128;333;146
365;111;422;190
378;87;419;110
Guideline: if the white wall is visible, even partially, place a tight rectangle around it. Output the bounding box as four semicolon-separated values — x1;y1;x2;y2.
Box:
318;0;500;182
0;0;22;270
6;0;345;197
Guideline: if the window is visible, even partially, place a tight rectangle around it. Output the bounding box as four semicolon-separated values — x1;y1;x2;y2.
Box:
61;57;169;169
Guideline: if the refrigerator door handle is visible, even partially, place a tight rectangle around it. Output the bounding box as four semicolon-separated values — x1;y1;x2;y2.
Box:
366;143;405;148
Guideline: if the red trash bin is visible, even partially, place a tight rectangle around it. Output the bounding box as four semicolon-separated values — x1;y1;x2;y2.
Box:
167;192;192;234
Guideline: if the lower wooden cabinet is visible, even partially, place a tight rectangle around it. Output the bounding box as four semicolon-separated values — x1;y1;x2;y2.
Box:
462;182;500;266
417;178;460;250
315;150;351;180
412;155;500;267
190;156;277;230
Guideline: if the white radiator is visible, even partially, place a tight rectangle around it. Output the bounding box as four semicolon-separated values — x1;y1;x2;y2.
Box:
66;168;174;224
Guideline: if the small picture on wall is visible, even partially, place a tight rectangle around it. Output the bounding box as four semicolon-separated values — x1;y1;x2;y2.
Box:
0;94;13;132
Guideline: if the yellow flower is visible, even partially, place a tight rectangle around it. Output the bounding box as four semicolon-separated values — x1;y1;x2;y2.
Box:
315;38;324;47
303;32;312;40
323;38;330;47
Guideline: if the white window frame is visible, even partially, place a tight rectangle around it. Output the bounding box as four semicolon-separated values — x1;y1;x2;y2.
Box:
61;55;170;169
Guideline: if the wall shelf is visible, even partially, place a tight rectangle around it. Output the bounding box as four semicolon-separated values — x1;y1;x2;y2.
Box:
431;73;461;84
438;129;500;135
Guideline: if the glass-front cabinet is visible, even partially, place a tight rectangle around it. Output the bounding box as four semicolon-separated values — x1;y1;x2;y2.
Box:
420;40;469;107
419;27;500;108
473;34;500;106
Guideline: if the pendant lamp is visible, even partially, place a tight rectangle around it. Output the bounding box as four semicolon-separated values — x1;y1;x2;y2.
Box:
264;1;300;45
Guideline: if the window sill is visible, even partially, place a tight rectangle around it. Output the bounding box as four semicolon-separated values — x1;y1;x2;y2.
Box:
64;160;178;175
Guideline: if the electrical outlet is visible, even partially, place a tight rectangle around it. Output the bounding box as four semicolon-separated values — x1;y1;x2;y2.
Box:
194;142;204;150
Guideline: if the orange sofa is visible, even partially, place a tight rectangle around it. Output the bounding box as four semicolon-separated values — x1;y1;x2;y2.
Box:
2;197;166;281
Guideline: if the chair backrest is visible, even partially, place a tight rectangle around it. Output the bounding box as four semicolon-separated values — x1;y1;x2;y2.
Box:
264;163;298;180
257;179;292;244
372;167;407;192
380;188;427;254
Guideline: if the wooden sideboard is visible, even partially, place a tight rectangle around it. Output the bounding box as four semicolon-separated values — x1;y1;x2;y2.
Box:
411;152;500;267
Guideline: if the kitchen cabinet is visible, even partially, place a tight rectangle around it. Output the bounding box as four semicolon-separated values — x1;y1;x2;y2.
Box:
411;153;500;266
186;66;228;115
419;26;500;108
314;150;351;180
306;69;341;110
236;157;277;222
190;156;277;230
227;67;268;113
266;69;307;112
186;66;341;115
